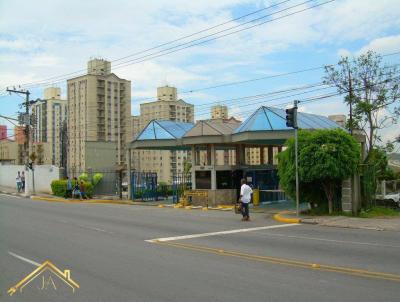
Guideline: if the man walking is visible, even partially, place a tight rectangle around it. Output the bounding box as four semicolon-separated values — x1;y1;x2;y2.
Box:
66;177;72;198
21;171;25;191
239;178;252;221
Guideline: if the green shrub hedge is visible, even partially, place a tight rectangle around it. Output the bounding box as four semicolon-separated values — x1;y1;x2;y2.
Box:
51;180;94;198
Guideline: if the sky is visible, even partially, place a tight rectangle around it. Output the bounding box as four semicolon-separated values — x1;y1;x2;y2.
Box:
0;0;399;147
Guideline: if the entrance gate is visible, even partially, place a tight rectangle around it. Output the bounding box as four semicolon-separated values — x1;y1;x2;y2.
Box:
172;172;192;203
130;172;158;201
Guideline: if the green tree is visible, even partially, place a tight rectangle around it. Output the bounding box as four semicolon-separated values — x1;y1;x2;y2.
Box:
324;51;400;162
78;172;89;182
368;146;396;180
278;129;360;214
183;159;192;175
92;173;104;186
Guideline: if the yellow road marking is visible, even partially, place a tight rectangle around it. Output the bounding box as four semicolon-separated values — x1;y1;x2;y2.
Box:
153;241;400;283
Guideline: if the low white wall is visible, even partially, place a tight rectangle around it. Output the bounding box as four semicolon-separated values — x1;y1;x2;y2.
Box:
0;164;61;194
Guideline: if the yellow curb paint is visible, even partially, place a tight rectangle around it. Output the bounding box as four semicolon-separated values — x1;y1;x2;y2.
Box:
158;204;165;208
185;206;192;210
273;211;301;224
202;207;209;211
30;196;133;206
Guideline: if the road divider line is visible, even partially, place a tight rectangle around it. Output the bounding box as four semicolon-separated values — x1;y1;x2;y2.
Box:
145;223;300;243
0;193;21;199
8;251;40;267
256;232;400;249
153;241;400;283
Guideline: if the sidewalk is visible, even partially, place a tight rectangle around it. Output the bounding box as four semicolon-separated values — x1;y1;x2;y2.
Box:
0;185;134;205
276;210;400;231
301;215;400;231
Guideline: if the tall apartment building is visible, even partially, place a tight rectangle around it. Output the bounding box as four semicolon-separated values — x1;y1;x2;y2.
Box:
135;86;194;183
0;125;7;140
67;59;131;174
31;87;67;166
15;126;26;145
209;106;237;166
211;105;228;119
131;115;141;171
0;126;25;164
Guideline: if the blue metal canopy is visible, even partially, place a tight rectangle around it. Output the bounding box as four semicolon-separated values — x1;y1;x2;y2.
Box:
135;120;194;140
233;106;341;134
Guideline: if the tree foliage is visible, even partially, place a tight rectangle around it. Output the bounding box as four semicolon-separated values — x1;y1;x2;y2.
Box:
324;51;400;161
368;147;398;180
92;173;104;186
278;129;360;214
78;172;89;182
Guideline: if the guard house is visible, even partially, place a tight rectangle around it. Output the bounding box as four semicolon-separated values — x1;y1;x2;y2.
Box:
128;106;342;206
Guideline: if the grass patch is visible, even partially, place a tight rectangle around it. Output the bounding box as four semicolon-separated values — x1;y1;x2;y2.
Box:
359;206;400;218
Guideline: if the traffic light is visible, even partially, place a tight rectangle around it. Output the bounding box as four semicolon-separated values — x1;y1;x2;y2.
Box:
285;107;297;128
28;162;33;170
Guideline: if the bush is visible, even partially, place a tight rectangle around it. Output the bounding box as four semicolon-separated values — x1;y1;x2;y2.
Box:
92;173;103;186
78;173;89;182
51;180;67;197
51;179;94;198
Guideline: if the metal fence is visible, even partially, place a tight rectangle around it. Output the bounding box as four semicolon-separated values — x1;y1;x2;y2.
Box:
130;172;158;201
172;172;192;203
68;169;119;196
259;189;287;204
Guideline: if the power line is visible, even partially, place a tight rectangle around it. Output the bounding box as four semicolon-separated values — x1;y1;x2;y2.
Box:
2;0;333;91
0;0;295;90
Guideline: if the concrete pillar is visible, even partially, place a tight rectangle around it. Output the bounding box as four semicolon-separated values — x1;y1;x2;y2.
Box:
268;146;273;165
210;144;216;190
191;146;196;190
127;148;132;200
341;178;352;212
238;144;245;166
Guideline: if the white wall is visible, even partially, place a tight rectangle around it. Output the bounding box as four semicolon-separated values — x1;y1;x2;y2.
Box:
0;164;61;194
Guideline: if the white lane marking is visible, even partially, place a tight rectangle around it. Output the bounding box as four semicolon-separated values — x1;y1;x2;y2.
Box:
8;251;41;267
256;232;400;249
78;225;114;234
0;193;21;199
146;223;300;243
58;219;114;234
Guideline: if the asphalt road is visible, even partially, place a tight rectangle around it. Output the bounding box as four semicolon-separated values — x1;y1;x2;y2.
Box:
1;194;400;302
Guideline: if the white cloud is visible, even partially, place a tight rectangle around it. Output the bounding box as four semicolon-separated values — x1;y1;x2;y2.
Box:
0;39;29;50
358;35;400;55
29;55;62;67
1;0;400;122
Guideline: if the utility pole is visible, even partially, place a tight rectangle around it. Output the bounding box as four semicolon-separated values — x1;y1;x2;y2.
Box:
347;66;353;135
286;101;299;216
6;87;34;194
347;66;355;214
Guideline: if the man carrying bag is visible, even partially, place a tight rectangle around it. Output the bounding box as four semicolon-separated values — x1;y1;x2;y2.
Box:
238;178;252;221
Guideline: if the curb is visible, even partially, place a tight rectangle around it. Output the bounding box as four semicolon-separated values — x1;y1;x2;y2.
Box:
273;211;301;224
30;196;134;205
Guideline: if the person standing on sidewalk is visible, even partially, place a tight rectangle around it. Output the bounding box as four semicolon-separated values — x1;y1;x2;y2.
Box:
239;178;253;221
66;177;72;198
16;171;22;193
21;171;25;191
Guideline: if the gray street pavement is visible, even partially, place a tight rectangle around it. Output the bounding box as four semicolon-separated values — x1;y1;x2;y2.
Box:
1;194;400;302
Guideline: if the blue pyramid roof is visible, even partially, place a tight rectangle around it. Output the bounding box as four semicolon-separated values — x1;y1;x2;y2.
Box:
234;106;341;134
135;120;194;141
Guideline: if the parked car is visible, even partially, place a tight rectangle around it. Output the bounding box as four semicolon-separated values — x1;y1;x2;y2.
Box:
376;192;400;208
